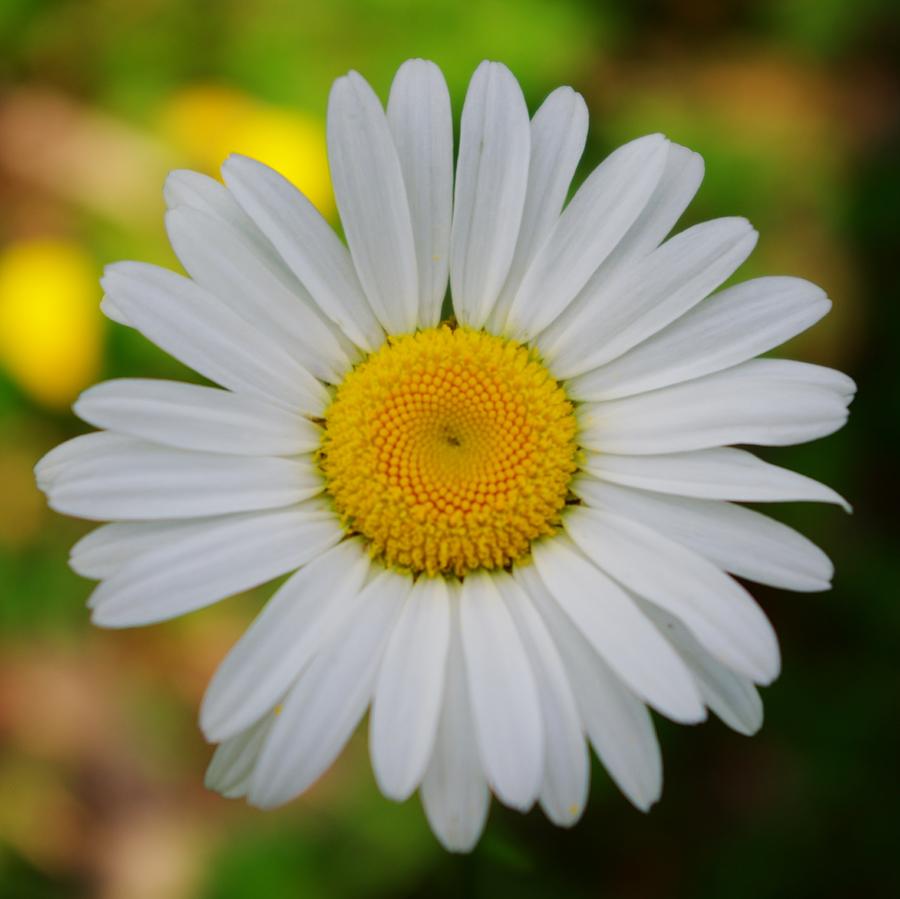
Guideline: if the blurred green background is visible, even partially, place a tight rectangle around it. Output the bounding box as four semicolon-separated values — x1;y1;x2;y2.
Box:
1;1;898;896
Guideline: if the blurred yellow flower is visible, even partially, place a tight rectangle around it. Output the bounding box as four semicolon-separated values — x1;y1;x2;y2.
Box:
161;85;334;217
0;239;102;409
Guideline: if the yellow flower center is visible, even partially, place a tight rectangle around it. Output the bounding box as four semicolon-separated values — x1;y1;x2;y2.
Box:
319;326;579;576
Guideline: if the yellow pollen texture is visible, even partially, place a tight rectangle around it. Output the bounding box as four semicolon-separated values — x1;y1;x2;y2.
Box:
319;326;579;576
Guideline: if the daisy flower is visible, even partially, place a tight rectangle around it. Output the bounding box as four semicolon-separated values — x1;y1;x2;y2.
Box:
35;59;854;852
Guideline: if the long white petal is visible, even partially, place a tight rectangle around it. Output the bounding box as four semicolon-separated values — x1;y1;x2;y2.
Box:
101;262;329;414
89;503;342;627
163;169;286;268
487;86;588;333
450;61;530;328
221;154;384;351
75;379;320;456
640;603;763;736
43;440;321;521
564;505;780;684
517;564;662;811
35;432;138;491
328;72;419;334
166;205;353;382
421;589;490;853
545;217;758;378
506;134;668;340
459;571;543;810
497;573;589;827
537;142;703;349
248;569;410;808
205;715;275;799
582;447;850;510
532;535;705;723
569;276;831;401
201;539;371;742
387;59;453;328
579;358;853;454
370;576;450;800
167;171;363;363
604;142;705;267
575;478;833;592
71;518;223;580
100;293;130;326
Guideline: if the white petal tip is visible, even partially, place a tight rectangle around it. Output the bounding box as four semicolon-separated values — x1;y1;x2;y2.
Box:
436;835;482;854
629;792;659;813
732;720;764;738
246;793;283;811
197;709;225;745
491;789;537;814
753;662;781;688
220;153;260;178
673;704;709;726
540;801;586;828
89;606;128;629
372;759;417;803
162;169;202;208
375;779;415;804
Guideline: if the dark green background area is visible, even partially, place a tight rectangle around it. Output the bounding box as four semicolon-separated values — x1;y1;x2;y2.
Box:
1;1;898;897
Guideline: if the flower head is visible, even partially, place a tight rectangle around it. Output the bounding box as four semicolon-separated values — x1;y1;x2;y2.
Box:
36;59;853;852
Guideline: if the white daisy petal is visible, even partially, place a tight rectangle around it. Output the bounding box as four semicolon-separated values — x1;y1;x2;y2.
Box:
569;276;832;401
506;134;669;340
101;262;329;414
201;539;371;743
35;432;138;491
165;171;360;366
370;576;451;801
205;715;276;799
421;589;490;853
100;293;130;326
387;59;453;328
602;142;706;268
488;87;588;333
486;86;589;333
751;357;857;397
70;518;217;580
89;503;341;627
450;61;530;329
459;571;543;810
163;169;280;265
221;154;384;351
546;217;759;378
574;478;833;592
531;535;706;724
640;604;763;736
583;446;850;510
74;379;320;457
518;564;662;811
44;440;321;521
497;573;589;827
166;205;353;382
536;142;703;350
164;169;347;346
248;569;410;809
580;358;852;455
564;505;780;684
328;72;419;334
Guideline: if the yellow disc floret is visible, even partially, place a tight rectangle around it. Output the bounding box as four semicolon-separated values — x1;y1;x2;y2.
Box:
319;326;579;576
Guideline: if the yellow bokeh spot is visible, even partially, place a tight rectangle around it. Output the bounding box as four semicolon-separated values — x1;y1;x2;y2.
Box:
320;327;579;577
0;239;102;409
161;85;334;217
